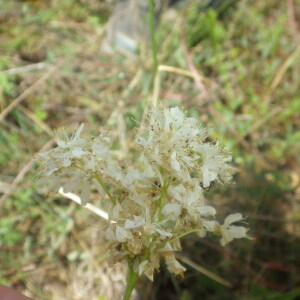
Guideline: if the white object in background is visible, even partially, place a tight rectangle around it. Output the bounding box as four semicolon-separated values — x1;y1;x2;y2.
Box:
59;187;109;220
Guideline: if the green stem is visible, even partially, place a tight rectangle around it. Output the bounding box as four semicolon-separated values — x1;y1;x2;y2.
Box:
74;164;116;205
170;228;204;243
123;260;139;300
148;0;158;74
93;173;116;205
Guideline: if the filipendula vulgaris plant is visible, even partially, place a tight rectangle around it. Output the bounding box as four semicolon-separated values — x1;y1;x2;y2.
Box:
37;104;250;300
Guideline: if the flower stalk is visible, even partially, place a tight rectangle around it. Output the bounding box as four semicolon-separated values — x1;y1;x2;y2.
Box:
123;260;139;300
93;173;116;205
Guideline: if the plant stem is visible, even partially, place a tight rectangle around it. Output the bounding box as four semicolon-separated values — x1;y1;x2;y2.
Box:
123;260;139;300
148;0;158;74
93;173;116;205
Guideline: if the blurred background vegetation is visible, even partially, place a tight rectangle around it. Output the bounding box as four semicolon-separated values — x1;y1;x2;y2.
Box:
0;0;300;299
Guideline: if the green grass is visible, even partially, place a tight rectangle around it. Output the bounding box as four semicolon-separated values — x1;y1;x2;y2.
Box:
0;0;299;299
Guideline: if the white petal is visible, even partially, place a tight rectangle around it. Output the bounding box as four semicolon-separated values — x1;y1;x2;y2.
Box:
168;185;185;201
155;228;172;237
162;203;181;217
112;203;123;219
86;159;96;170
144;267;154;281
170;151;181;171
105;227;115;241
74;123;84;139
202;166;210;188
228;225;248;239
124;217;145;229
115;226;128;242
220;230;233;246
197;229;207;238
202;220;218;232
165;254;186;276
57;140;67;148
138;260;148;276
124;220;136;229
92;143;107;156
105;165;124;182
72;147;86;157
80;183;90;205
209;170;218;182
197;206;216;217
158;242;173;253
224;213;243;226
126;170;142;184
62;158;71;167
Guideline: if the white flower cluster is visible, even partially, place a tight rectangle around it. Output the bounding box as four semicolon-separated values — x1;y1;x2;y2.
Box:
38;104;249;280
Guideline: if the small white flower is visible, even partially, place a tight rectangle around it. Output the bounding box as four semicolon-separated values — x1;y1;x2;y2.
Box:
116;226;128;242
197;205;216;217
168;183;207;221
72;147;86;157
195;143;233;188
143;222;172;238
124;216;145;229
220;213;248;246
170;151;181;171
155;227;172;238
164;253;186;277
162;203;181;218
202;219;219;232
136;104;209;183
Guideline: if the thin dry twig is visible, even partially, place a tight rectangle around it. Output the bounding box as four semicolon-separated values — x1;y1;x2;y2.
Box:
0;59;65;123
19;105;54;137
176;254;233;288
269;44;300;97
179;25;210;103
0;62;51;76
158;65;210;83
287;0;299;41
182;50;209;101
122;69;142;97
0;138;56;207
152;65;211;107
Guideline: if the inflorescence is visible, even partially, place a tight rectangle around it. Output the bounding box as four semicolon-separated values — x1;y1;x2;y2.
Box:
38;104;249;280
